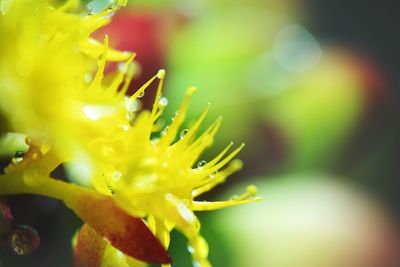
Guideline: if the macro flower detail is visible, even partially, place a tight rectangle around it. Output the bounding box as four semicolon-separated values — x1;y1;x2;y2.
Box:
0;0;260;266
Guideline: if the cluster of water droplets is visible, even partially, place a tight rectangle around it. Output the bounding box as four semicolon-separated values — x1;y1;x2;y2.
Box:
161;125;169;136
171;112;178;121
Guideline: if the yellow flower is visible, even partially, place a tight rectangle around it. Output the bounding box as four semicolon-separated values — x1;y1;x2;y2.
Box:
0;0;260;266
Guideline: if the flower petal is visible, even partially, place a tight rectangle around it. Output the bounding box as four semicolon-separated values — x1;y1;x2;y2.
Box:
73;224;106;267
74;193;170;264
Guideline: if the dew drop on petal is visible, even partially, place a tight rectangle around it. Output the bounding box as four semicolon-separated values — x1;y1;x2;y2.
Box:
161;126;169;136
83;106;101;121
0;0;14;15
127;112;136;123
12;158;23;165
151;138;160;145
107;185;114;195
14;151;25;158
171;112;178;121
208;171;217;179
10;224;40;255
125;98;140;113
112;171;122;181
177;203;194;224
197;160;207;169
157;69;166;79
187;244;195;254
12;151;24;165
117;62;128;74
137;91;145;99
180;129;189;139
158;97;168;108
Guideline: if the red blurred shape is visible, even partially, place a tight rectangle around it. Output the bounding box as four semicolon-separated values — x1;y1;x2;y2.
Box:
0;198;13;225
74;194;170;264
347;52;389;107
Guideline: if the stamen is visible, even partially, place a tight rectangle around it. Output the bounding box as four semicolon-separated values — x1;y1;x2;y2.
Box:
159;86;196;147
130;70;163;100
87;35;109;92
107;55;134;95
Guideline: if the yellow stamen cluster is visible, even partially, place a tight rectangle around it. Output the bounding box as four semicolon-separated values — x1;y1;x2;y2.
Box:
0;1;260;266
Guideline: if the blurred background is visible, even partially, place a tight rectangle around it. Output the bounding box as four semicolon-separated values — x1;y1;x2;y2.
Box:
1;0;400;266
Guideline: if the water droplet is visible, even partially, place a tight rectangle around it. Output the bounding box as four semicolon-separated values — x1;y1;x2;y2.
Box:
151;138;160;145
125;98;140;113
158;97;168;108
118;62;128;74
171;112;178;121
230;194;239;200
157;69;166;79
83;106;101;121
0;0;14;15
187;244;195;254
165;193;174;202
177;203;194;223
197;160;207;169
14;151;25;158
84;73;93;83
107;185;114;195
137;91;145;98
10;225;40;255
112;171;122;181
12;157;23;165
180;129;189;139
127;112;136;123
161;126;169;136
208;171;217;179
